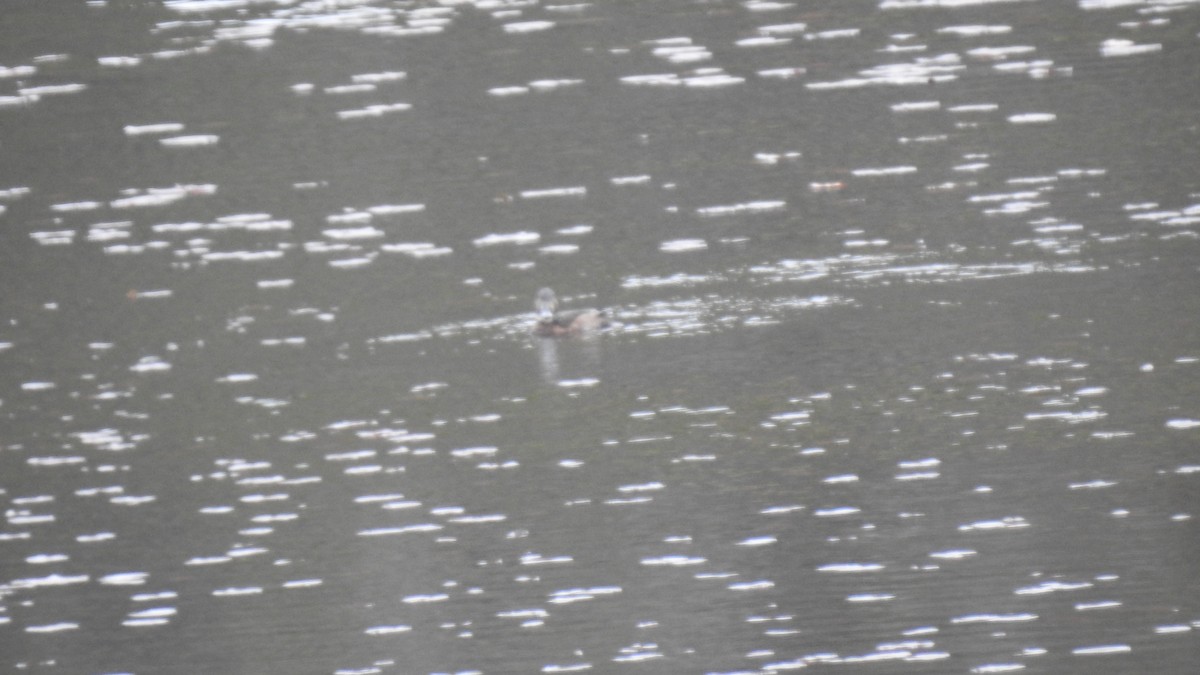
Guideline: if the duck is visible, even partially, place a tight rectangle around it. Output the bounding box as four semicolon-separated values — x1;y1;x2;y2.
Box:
533;287;608;337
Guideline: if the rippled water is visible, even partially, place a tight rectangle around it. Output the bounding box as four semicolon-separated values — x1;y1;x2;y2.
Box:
2;0;1199;673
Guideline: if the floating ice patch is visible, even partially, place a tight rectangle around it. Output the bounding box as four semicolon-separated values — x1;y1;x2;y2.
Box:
759;22;807;34
124;122;185;136
98;55;141;67
213;586;263;597
737;36;792;47
111;192;186;209
939;24;1011;36
891;100;940;112
659;238;707;253
817;562;884;573
336;102;411;120
503;20;554;33
19;83;86;96
111;495;156;506
520;553;573;566
760;504;804;515
930;549;976;560
618;482;664;493
329;256;375;269
451;446;497;458
365;624;412;635
323;226;384;240
488;86;528;97
1075;600;1121;611
10;573;89;589
653;45;711;64
1024;409;1106;423
755;151;801;164
324;83;375;95
160;134;219;147
352;71;406;83
556;224;593;235
402;593;449;604
1100;39;1161;58
30;230;75;245
26;553;68;564
1068;479;1116;490
737;535;777;547
100;571;149;585
958;516;1029;531
684;72;745;87
367;203;424;215
951;612;1037;624
814;506;861;517
852;165;918;176
1008;113;1056;124
26;622;80;633
130;356;171;373
610;175;651;186
542;663;591;672
757;66;807;78
728;580;775;591
1079;0;1143;8
0;94;37;107
529;78;583;91
1072;644;1130;656
745;0;794;10
641;555;707;566
381;242;452;257
696;200;785;216
0;64;37;78
948;103;999;113
325;211;372;225
51;201;102;212
896;471;940;481
358;523;442;536
202;243;290;260
520;186;586;199
473;231;540;247
620;73;680;87
847;593;895;603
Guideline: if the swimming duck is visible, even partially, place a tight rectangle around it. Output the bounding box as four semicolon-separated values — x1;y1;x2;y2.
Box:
533;287;608;337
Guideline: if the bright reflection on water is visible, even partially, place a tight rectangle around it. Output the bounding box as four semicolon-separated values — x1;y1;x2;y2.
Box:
2;0;1200;673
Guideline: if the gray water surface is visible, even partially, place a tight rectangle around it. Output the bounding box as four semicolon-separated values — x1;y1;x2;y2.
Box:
2;1;1199;673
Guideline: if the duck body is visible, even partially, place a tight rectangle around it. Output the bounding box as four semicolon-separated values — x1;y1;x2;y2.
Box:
533;288;608;337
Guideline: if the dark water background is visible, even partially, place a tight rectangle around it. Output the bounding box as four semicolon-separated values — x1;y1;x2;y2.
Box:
2;1;1199;673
